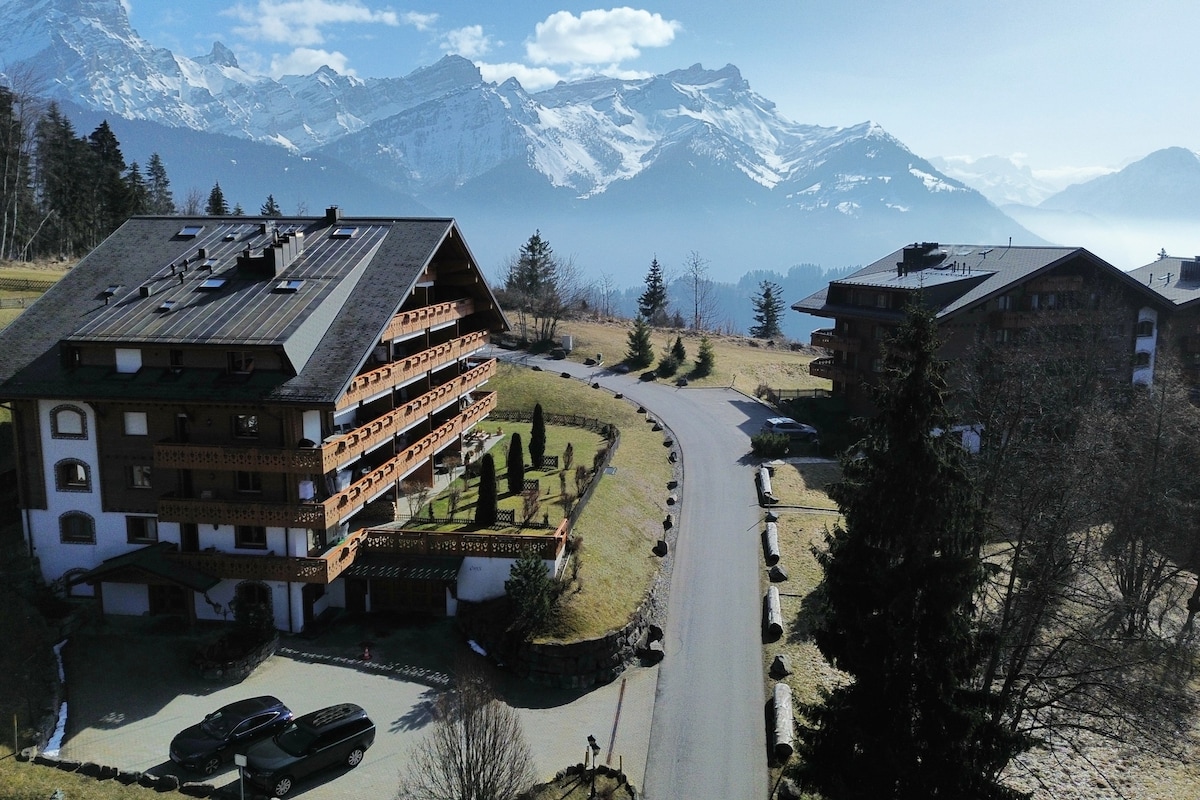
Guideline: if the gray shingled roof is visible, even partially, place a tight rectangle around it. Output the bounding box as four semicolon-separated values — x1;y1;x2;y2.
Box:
0;214;505;406
793;243;1163;319
1126;257;1200;309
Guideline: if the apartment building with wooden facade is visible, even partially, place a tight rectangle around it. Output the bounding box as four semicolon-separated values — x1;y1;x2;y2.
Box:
794;241;1167;415
0;208;509;631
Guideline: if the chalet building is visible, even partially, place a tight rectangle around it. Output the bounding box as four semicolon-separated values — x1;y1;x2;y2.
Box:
1126;255;1200;388
0;208;513;632
794;242;1167;415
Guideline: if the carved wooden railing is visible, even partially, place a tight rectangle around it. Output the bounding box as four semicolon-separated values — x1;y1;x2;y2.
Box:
810;328;861;353
338;330;489;409
165;527;372;584
156;393;497;529
361;518;569;560
383;298;474;341
154;359;496;474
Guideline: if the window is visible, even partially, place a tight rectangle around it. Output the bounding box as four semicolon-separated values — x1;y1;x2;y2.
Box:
124;411;148;436
236;471;262;493
871;358;884;373
875;293;889;309
1134;351;1152;368
994;328;1014;344
1136;320;1155;337
233;414;259;438
60;512;95;544
996;295;1015;311
55;460;90;492
228;351;255;374
51;405;87;439
169;349;184;369
126;516;158;543
129;465;152;488
115;348;142;374
235;526;267;549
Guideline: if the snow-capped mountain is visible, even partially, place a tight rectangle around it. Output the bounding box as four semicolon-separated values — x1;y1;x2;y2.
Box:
929;155;1066;207
0;0;1041;282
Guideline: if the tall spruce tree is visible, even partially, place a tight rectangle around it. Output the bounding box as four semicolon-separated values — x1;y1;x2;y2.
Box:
145;152;175;214
529;403;546;471
794;303;1026;800
638;257;669;324
205;182;229;215
506;432;526;496
260;193;282;216
749;280;785;339
474;454;498;528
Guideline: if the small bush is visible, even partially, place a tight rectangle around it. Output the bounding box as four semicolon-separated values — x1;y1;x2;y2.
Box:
751;432;790;458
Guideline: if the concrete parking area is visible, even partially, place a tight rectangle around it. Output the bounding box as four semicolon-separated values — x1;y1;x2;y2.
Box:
58;615;656;799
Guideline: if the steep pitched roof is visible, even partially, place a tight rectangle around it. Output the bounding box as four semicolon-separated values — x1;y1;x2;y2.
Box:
1126;257;1200;310
0;214;505;405
794;243;1163;319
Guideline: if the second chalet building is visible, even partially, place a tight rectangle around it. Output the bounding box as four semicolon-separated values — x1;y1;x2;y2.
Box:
794;242;1168;415
0;208;512;632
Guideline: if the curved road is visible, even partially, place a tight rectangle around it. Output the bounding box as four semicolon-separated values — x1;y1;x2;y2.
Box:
496;350;774;800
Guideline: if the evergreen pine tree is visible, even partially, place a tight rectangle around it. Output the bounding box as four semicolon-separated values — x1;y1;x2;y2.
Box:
124;161;149;215
505;548;556;635
529;403;546;471
693;336;715;377
260;194;282;216
507;432;526;495
474;454;498;528
794;303;1025;800
625;316;655;369
146;152;175;214
638;257;669;324
671;335;686;363
205;182;229;215
749;280;785;339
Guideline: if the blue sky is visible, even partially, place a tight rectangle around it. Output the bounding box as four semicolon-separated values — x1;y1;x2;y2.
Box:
125;1;1200;178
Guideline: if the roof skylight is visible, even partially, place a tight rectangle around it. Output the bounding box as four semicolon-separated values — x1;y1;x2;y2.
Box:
177;225;204;238
331;226;359;239
275;279;305;293
197;278;227;291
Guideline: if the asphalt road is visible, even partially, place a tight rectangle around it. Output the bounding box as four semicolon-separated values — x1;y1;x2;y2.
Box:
504;351;775;800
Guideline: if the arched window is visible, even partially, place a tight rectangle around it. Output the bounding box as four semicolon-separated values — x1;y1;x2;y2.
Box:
51;405;87;439
54;459;91;492
59;512;95;544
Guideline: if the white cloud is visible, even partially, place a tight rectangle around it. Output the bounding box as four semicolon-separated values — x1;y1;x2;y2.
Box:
442;25;493;59
526;7;679;66
477;61;563;91
270;47;354;77
225;0;399;47
403;11;438;32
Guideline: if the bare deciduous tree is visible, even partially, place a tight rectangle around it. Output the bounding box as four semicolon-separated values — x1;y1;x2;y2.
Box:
682;250;718;332
398;659;535;800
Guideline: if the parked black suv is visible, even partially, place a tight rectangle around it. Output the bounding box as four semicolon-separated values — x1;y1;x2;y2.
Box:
243;703;375;797
169;695;293;775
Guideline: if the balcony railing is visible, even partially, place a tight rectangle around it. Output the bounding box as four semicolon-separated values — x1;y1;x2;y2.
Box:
808;357;856;382
165;526;371;584
154;359;497;474
162;512;569;585
338;330;489;409
156;392;497;529
383;298;474;341
810;328;861;353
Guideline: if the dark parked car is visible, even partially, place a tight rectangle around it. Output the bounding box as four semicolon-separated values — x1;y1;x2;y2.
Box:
243;703;376;797
169;696;293;775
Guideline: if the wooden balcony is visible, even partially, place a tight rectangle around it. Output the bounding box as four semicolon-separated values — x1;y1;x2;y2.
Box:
161;509;569;586
165;526;372;584
156;392;498;530
383;298;474;341
155;359;497;474
808;357;856;382
361;518;569;560
338;330;489;410
810;328;861;353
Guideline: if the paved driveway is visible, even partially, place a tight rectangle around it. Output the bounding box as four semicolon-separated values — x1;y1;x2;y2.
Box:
497;351;779;799
58;616;656;799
